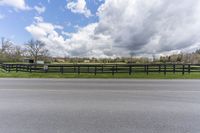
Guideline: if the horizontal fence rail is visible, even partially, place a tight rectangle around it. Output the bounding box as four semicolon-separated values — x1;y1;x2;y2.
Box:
1;63;200;75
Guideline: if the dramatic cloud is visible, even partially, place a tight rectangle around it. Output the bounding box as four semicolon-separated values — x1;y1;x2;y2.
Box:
34;5;46;14
26;0;200;58
66;0;92;17
95;0;200;56
0;0;30;10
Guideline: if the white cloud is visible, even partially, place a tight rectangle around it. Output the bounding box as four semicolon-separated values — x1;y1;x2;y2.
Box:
26;0;200;58
62;31;72;37
26;19;113;57
64;23;114;57
34;5;46;14
34;16;44;22
25;20;68;56
66;0;92;17
25;22;63;39
0;0;30;10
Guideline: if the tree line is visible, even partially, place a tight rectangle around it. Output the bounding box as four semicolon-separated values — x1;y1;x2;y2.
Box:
1;37;200;64
0;37;49;63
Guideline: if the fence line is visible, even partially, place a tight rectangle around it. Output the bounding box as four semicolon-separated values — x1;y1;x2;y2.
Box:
1;63;200;75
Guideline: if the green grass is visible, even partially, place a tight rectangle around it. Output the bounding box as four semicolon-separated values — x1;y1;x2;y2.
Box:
1;69;200;79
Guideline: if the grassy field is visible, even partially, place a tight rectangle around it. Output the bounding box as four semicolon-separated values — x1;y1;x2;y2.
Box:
1;68;200;79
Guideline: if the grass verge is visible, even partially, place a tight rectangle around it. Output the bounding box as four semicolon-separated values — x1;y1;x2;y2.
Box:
1;69;200;79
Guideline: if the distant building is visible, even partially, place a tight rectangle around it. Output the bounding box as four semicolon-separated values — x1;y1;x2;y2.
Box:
53;57;66;63
36;60;44;64
84;60;90;63
23;58;34;63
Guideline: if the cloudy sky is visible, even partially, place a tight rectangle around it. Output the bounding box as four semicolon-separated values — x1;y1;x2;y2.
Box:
0;0;200;58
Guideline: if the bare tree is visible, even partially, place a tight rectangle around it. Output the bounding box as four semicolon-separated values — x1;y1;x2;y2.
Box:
25;39;48;63
11;46;24;62
0;37;15;62
0;37;13;54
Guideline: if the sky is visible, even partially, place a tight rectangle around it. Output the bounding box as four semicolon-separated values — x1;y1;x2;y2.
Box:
0;0;200;58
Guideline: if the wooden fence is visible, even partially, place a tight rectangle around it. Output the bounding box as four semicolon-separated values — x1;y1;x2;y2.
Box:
1;63;200;75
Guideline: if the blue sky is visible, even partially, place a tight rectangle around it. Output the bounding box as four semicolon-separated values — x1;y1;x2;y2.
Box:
1;0;200;58
0;0;103;43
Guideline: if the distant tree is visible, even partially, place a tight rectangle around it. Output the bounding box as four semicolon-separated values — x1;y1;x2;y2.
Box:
195;49;200;54
25;39;48;63
152;54;156;62
177;54;183;62
0;37;13;54
0;37;15;62
11;46;24;62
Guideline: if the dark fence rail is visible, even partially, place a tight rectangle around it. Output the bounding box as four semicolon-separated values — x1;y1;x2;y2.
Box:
1;63;200;75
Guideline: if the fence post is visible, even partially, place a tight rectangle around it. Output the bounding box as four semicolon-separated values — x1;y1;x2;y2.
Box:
182;64;185;75
16;65;18;72
5;65;7;71
21;65;23;71
11;64;13;72
26;65;29;72
159;65;161;73
8;65;11;72
78;66;80;75
74;65;76;73
102;64;104;73
188;64;191;74
112;66;114;75
173;64;175;74
29;65;31;73
164;64;166;75
87;66;90;73
129;65;132;75
94;66;97;75
146;65;149;75
116;64;118;73
5;65;7;72
60;66;64;74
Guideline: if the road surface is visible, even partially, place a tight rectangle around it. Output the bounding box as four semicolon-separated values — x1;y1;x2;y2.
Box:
0;78;200;133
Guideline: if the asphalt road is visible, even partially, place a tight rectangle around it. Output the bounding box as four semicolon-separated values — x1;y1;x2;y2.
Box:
0;79;200;133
